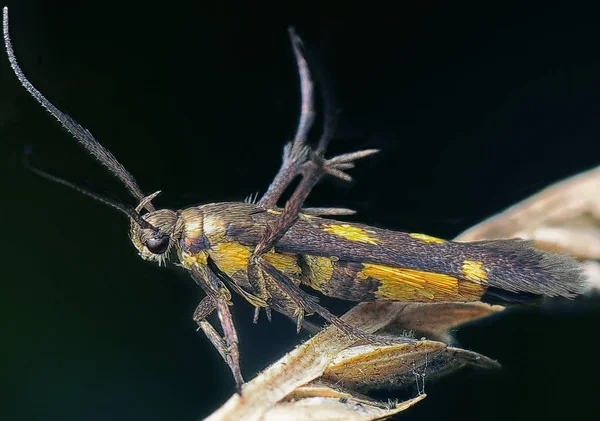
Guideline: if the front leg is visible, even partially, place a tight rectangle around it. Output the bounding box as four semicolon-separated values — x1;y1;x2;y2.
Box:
190;267;244;392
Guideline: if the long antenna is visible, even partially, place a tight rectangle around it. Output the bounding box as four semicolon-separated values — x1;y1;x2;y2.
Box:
23;147;158;232
2;6;154;212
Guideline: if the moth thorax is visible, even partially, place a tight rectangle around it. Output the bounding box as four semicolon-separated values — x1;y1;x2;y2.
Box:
178;207;205;243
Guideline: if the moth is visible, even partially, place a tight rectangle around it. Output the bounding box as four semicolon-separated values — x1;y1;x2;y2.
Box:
3;7;584;392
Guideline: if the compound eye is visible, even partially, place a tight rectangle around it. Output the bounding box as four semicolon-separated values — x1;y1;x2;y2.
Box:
145;236;170;254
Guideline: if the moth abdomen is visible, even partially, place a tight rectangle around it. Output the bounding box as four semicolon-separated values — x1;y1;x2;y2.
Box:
471;239;584;299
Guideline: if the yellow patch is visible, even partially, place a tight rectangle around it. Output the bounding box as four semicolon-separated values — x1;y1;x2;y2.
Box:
301;255;335;290
461;260;488;282
409;233;446;244
267;209;282;215
208;241;301;279
180;250;209;269
265;252;302;276
209;242;251;273
361;263;484;301
322;224;380;245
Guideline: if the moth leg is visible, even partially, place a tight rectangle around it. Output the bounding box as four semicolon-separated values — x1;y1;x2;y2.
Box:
255;149;377;260
253;306;272;324
254;256;372;339
248;146;377;316
269;206;356;216
251;29;376;316
249;149;378;334
193;295;217;321
190;267;245;392
193;296;223;358
258;28;314;209
254;46;378;254
259;28;378;209
300;207;356;216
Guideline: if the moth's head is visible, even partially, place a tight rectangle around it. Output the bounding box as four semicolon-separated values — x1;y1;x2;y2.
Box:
129;191;179;266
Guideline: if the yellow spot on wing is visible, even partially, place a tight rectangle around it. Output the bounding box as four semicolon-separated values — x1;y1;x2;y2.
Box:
209;241;300;278
210;242;251;273
322;224;380;245
409;233;446;244
361;264;484;301
265;251;301;276
461;260;488;282
301;255;334;290
180;250;209;269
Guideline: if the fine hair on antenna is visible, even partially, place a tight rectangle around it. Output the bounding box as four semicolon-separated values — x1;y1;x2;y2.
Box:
3;6;160;234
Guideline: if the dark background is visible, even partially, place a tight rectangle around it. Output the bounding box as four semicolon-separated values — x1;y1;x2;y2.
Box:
2;1;600;420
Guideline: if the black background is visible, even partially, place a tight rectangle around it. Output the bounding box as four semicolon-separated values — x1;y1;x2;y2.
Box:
2;1;600;420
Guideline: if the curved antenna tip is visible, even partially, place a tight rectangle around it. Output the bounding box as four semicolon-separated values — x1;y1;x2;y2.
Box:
287;26;302;45
3;7;9;33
